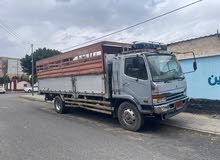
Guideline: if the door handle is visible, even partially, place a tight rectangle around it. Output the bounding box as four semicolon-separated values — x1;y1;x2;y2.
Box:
123;82;130;86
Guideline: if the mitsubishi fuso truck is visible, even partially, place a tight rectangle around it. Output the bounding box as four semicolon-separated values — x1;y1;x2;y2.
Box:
36;41;197;131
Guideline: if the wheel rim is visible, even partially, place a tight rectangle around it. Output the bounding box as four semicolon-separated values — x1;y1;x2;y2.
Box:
122;108;136;126
55;99;61;111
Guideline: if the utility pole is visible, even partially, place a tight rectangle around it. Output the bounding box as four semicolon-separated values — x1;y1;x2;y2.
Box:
3;73;5;89
31;44;34;96
17;59;18;77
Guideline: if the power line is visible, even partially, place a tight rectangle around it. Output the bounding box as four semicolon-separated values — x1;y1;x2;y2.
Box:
24;45;32;55
60;0;202;52
0;18;31;45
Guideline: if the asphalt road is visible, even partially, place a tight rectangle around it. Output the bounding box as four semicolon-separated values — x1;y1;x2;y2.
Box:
0;93;219;160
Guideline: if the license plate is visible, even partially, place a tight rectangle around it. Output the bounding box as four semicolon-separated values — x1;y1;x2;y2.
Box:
175;101;183;109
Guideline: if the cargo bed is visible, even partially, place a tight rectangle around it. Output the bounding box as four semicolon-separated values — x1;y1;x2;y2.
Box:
36;41;130;97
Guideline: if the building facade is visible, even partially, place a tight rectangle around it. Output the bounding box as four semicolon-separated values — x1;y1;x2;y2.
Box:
168;33;220;100
7;58;24;78
0;57;8;77
0;57;24;78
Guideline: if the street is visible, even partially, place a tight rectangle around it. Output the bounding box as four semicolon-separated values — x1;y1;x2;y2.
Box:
0;93;219;160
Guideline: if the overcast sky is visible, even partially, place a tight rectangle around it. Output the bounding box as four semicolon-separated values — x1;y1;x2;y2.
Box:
0;0;219;58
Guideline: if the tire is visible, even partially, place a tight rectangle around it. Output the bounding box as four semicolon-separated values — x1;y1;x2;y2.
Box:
54;96;66;114
118;101;144;131
28;90;32;93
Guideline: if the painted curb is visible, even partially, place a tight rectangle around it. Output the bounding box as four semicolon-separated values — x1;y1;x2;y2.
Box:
160;121;220;136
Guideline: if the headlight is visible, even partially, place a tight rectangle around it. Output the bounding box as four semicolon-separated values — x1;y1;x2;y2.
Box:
152;94;167;104
153;97;167;104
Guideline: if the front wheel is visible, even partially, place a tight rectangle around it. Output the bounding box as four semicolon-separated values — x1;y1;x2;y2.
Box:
118;102;144;131
54;96;66;114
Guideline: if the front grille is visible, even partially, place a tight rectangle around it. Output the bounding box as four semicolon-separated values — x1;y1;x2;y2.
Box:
166;91;185;102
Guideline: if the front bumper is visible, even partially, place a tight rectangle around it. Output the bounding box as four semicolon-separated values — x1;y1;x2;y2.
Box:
154;97;188;119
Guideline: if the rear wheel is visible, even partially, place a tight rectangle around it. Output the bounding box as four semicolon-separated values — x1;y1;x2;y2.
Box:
54;96;66;114
118;102;144;131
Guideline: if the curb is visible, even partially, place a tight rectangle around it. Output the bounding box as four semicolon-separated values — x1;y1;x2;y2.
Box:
160;121;220;136
19;95;45;102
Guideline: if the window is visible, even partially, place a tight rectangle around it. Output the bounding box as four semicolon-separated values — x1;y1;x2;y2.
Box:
24;84;27;87
124;56;148;80
146;55;183;82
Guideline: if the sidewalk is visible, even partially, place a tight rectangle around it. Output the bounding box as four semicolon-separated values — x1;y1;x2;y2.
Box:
161;113;220;136
19;94;45;102
19;94;220;136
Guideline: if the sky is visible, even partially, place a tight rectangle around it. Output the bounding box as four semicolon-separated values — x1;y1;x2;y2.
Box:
0;0;219;58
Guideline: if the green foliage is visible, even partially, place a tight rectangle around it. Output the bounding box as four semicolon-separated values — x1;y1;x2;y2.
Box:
0;75;10;84
20;54;32;74
0;77;4;84
20;48;61;75
20;74;29;81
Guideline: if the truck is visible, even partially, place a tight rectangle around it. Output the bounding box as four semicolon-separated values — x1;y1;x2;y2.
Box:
36;41;197;131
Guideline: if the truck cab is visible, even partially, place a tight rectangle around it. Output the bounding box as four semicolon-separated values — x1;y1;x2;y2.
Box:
109;43;196;131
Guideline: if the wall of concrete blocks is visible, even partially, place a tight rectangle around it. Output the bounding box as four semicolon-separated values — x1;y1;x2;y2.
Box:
168;34;220;59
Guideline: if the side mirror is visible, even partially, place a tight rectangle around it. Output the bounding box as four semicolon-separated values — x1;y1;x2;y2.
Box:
172;51;197;74
193;61;197;71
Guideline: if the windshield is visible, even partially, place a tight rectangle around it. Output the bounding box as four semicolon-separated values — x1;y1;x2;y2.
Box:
146;54;183;82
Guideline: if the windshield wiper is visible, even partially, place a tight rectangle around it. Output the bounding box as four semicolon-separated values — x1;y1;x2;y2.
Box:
154;76;184;83
153;78;173;83
173;76;184;80
163;78;174;83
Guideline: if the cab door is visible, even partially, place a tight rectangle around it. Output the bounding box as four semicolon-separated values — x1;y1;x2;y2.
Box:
121;55;152;105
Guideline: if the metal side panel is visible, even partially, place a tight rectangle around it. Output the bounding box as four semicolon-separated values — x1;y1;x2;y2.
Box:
39;77;73;92
75;74;105;94
39;74;106;95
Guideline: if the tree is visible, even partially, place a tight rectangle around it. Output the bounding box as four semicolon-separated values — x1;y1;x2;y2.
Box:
0;75;10;85
20;48;61;82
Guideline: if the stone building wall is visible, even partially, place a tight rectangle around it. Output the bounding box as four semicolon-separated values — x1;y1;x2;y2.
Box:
168;33;220;59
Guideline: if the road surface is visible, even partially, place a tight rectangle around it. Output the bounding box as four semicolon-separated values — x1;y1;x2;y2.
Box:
0;93;219;160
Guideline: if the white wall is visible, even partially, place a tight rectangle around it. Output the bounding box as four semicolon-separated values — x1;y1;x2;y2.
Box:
17;81;31;90
180;55;220;100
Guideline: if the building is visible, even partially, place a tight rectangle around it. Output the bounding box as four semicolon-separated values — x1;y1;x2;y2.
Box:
168;32;220;100
7;58;24;78
7;79;31;91
0;57;8;77
0;57;24;78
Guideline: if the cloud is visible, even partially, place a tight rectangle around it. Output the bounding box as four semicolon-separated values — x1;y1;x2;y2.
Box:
56;0;71;2
0;0;219;57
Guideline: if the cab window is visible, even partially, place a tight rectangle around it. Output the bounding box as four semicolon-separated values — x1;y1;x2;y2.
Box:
124;56;148;80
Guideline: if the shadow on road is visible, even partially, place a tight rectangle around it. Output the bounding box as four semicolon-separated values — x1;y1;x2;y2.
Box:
64;107;166;133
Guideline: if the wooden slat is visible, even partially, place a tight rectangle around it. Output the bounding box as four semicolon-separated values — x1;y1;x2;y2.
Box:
37;57;102;73
36;41;130;79
37;56;103;79
37;68;103;79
